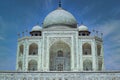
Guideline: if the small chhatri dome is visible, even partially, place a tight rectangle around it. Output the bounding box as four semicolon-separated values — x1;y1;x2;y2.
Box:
78;24;88;31
31;25;42;31
30;24;42;36
43;8;77;28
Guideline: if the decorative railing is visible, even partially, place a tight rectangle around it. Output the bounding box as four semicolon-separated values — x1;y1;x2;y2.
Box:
0;71;120;80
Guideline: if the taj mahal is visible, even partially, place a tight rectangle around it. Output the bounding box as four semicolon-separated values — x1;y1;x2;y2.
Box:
0;1;120;80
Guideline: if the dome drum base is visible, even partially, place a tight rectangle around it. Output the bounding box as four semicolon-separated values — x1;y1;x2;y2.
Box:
44;24;77;29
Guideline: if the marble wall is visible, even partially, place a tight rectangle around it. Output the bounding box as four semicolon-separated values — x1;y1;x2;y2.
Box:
0;71;120;80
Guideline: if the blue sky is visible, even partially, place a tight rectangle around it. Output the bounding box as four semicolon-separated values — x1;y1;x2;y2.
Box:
0;0;120;70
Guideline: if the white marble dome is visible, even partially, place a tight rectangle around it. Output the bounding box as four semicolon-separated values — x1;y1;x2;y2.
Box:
78;24;88;31
43;8;77;28
32;25;42;31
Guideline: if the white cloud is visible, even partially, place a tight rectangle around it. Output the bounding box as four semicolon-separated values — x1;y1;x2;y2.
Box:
98;19;120;70
97;20;120;38
111;7;120;16
111;34;120;43
105;50;120;70
0;36;5;40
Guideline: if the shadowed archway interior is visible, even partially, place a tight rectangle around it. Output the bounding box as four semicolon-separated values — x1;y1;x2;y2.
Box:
49;41;71;71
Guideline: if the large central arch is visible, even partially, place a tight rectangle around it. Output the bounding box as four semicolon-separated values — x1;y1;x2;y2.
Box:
49;41;71;71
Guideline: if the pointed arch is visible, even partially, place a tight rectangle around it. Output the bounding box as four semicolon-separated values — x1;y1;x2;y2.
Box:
83;59;92;71
19;44;24;56
57;50;63;57
82;43;91;55
97;44;101;56
29;43;38;55
98;60;102;70
49;41;71;71
28;60;37;71
18;61;22;70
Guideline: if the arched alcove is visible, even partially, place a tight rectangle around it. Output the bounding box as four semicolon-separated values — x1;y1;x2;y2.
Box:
19;45;24;56
49;41;71;71
98;60;102;70
18;61;22;70
29;43;38;55
28;60;37;71
82;43;91;55
83;59;92;71
97;45;101;56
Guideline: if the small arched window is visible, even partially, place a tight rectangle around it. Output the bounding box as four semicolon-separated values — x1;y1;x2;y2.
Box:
19;45;24;56
18;61;22;70
98;61;102;70
82;43;91;55
57;50;63;57
97;45;101;56
28;60;37;71
29;43;38;55
83;60;92;71
35;34;38;36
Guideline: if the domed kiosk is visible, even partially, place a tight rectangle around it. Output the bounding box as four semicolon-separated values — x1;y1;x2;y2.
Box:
78;24;88;31
31;25;42;31
78;24;90;36
30;24;42;36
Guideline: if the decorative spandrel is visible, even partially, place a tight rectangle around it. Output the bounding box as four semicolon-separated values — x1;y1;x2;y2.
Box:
49;37;72;47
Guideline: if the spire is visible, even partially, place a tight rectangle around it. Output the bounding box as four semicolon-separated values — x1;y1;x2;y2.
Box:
58;0;62;7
